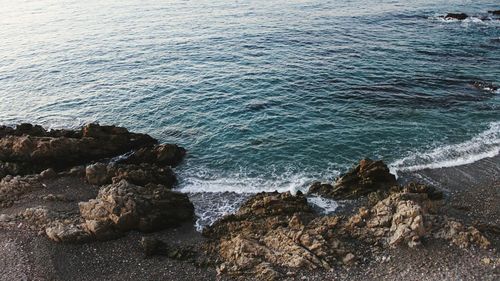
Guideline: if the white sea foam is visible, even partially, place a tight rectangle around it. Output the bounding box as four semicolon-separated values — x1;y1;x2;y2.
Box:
177;167;339;194
307;196;339;214
390;121;500;176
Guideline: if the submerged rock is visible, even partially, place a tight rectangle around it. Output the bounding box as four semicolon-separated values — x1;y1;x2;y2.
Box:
444;13;469;20
472;81;498;92
308;159;398;200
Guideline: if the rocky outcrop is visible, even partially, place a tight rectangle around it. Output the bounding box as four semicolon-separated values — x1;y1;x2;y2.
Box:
79;180;193;236
204;192;349;280
205;182;488;280
44;180;194;242
444;13;469;20
0;123;157;174
308;159;398;200
0;174;43;208
488;10;500;15
117;144;186;167
85;162;176;187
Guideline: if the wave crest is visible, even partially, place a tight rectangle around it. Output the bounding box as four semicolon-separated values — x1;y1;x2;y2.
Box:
390;121;500;175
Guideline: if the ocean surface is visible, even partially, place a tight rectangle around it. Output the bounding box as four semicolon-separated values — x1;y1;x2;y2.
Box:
1;0;499;229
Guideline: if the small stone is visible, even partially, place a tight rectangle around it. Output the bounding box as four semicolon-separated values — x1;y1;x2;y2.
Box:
40;168;57;179
0;214;12;222
343;253;355;265
481;257;491;265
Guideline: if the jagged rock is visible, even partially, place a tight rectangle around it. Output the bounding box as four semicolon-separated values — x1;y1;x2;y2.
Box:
85;163;109;185
118;144;186;167
444;13;468;20
85;162;177;187
45;221;91;243
434;220;490;249
204;192;347;280
308;159;398;200
79;180;194;237
0;123;157;174
0;174;43;207
346;189;438;248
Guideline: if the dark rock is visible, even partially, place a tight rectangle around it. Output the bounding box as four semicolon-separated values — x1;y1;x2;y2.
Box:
488;10;500;15
472;81;498;92
118;144;186;167
140;237;168;257
0;123;157;174
308;159;398;200
444;13;469;20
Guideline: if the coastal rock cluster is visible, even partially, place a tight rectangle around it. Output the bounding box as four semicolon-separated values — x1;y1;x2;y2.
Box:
203;159;490;280
0;124;494;280
0;123;194;243
47;180;194;242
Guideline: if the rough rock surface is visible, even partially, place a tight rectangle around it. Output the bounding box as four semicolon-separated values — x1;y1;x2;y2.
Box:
85;162;176;187
0;123;157;174
308;159;398;200
44;180;195;243
78;180;194;237
205;182;489;280
204;192;348;280
0;174;43;208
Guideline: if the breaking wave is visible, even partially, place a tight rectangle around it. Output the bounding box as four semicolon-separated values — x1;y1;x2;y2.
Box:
390;121;500;176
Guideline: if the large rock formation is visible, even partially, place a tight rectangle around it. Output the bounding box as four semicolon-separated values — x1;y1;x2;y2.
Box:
45;180;194;242
205;182;488;280
79;180;194;234
308;159;398;200
0;123;157;174
204;192;349;280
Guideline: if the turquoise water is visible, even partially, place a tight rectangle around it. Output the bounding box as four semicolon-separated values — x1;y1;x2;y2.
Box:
1;0;499;205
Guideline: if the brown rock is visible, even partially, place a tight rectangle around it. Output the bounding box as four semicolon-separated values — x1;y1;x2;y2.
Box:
308;159;398;200
79;180;194;236
0;123;157;174
85;162;177;187
204;192;346;280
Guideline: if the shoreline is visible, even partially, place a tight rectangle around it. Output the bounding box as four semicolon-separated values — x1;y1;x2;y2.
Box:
0;123;498;280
